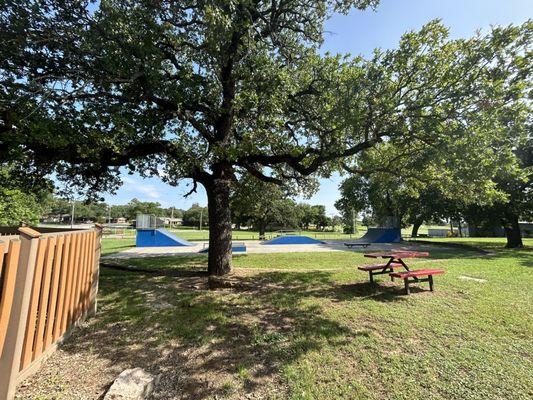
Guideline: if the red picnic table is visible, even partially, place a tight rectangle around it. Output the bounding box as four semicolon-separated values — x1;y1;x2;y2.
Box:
360;251;444;294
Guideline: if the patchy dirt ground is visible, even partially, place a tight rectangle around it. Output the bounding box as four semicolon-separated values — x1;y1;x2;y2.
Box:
16;269;298;400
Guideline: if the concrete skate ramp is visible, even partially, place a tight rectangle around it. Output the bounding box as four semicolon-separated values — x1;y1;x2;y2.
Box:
136;229;194;247
263;235;326;245
354;228;401;243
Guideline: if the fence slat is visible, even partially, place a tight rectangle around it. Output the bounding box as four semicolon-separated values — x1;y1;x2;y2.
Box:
59;235;75;335
43;235;64;350
85;231;96;311
67;233;82;327
89;226;103;316
83;232;94;313
0;240;21;355
20;237;47;370
53;234;71;342
0;241;6;288
32;236;57;361
77;233;88;319
80;232;90;319
72;233;86;322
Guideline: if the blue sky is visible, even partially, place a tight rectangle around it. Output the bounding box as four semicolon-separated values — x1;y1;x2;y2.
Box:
103;0;532;214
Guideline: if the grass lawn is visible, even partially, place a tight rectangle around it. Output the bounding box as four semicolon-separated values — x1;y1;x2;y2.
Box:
413;236;533;251
101;236;136;254
19;239;532;399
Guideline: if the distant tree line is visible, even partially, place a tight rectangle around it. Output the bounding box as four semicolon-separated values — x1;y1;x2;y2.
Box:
40;197;185;224
0;178;338;232
335;134;532;247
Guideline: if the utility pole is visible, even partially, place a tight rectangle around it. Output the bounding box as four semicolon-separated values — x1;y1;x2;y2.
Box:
199;209;203;231
70;200;75;229
170;207;174;228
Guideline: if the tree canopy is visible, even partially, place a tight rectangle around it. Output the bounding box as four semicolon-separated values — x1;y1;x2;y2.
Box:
1;1;531;273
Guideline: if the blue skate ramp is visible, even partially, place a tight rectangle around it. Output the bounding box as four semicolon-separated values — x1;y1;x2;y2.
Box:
353;228;401;244
263;235;325;245
136;228;194;247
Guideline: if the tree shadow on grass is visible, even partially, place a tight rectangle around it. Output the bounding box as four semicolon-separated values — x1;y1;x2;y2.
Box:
230;270;412;304
486;247;533;268
438;246;533;268
54;267;381;399
335;281;426;300
319;240;487;260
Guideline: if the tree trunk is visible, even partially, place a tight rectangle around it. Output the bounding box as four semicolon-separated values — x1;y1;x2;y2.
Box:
503;214;523;248
411;218;423;238
206;178;233;275
449;219;454;236
258;222;266;240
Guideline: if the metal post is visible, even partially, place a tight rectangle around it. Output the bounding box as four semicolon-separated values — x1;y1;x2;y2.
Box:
70;201;75;229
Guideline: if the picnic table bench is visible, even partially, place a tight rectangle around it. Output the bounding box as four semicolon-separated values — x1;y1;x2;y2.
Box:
360;251;444;294
344;242;371;249
390;269;445;294
357;262;404;283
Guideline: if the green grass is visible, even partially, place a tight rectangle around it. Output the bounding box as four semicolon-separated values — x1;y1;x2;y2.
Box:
101;237;135;255
413;237;533;251
76;239;533;399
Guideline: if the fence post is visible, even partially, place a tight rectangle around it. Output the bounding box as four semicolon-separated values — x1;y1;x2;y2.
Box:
89;224;103;316
0;227;41;400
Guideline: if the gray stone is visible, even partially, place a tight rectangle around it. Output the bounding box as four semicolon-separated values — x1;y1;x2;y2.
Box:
104;368;158;400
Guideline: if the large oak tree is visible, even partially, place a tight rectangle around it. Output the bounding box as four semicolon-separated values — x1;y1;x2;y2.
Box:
1;1;530;273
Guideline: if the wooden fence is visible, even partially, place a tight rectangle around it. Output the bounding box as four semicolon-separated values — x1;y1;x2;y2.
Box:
0;226;102;400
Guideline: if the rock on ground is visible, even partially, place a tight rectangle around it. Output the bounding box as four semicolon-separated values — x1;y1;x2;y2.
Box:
104;368;158;400
458;275;487;283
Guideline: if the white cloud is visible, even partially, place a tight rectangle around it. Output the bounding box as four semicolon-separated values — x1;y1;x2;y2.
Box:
137;184;161;199
121;176;161;200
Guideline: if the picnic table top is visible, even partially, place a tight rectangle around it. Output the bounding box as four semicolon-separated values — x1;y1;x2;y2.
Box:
364;251;429;259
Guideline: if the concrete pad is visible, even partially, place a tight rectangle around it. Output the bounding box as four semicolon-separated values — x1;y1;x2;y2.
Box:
103;240;450;260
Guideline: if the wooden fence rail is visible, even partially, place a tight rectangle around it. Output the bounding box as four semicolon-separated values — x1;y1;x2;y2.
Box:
0;226;102;400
